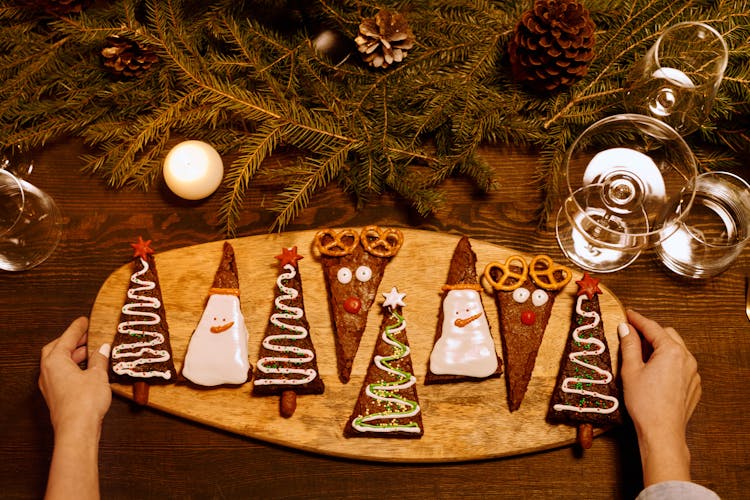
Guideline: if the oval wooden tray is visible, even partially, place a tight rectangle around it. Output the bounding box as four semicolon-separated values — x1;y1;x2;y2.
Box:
88;229;626;463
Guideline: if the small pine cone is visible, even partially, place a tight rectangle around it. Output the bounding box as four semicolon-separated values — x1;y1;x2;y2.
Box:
508;0;596;92
101;35;158;79
354;9;415;69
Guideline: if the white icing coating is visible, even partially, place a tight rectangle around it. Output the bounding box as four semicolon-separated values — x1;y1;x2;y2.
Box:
429;289;498;377
532;289;549;307
337;267;352;284
352;309;421;433
355;265;372;282
112;257;172;379
182;293;250;386
553;295;619;415
382;287;406;309
513;287;530;303
254;264;317;386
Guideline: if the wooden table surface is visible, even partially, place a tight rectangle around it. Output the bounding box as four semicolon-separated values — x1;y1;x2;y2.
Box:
2;139;748;499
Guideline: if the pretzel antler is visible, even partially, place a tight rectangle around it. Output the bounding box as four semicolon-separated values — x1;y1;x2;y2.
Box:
361;226;403;258
482;255;528;292
529;255;572;291
313;228;360;257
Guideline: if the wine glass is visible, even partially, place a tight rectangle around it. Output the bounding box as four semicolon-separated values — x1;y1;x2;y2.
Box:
623;22;728;136
556;114;697;272
655;171;750;279
0;154;62;271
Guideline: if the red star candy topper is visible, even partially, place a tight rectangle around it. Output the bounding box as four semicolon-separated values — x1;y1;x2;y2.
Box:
275;246;304;267
131;236;155;260
576;272;602;300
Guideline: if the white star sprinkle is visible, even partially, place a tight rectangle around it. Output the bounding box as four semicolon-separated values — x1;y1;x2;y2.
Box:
382;286;406;309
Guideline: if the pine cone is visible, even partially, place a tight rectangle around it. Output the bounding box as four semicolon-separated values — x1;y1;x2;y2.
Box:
354;10;415;69
508;0;596;92
101;36;158;79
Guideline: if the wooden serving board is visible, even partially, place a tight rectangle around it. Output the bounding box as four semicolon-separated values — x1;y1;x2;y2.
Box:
88;229;626;463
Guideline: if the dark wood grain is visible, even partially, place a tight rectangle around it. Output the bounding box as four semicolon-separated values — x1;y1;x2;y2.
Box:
1;139;747;499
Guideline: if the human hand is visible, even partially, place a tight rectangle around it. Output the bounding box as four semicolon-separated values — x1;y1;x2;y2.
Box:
618;309;701;486
39;317;112;438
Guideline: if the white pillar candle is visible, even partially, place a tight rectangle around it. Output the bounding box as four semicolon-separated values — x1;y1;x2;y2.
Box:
163;140;224;200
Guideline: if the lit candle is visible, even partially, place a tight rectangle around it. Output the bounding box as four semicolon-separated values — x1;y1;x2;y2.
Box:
163;140;224;200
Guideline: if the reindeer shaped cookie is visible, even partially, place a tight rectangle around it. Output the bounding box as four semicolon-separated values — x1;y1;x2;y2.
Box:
314;226;403;383
483;255;572;412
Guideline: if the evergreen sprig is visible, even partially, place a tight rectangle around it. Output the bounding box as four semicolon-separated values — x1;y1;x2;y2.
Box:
1;0;748;233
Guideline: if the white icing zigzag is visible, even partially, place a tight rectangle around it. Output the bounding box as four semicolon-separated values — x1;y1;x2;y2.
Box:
112;257;172;379
553;294;618;415
254;264;317;386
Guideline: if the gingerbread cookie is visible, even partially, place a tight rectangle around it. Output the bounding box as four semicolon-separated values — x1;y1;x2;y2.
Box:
344;287;423;438
546;273;622;449
110;237;177;405
483;254;571;411
182;242;251;387
253;247;324;417
314;226;403;383
426;236;502;384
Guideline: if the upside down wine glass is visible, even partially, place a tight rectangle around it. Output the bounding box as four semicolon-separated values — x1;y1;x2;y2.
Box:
623;22;728;136
0;164;62;271
555;114;697;273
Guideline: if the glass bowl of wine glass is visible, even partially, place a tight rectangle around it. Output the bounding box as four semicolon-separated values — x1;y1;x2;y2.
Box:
623;22;728;136
556;114;697;272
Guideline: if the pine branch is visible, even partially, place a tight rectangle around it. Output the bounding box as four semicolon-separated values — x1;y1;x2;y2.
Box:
270;143;353;231
0;0;748;234
219;124;285;234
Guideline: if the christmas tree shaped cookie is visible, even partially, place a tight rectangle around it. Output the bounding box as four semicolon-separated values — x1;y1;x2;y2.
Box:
426;236;502;384
483;254;572;411
344;287;423;438
110;237;177;405
547;273;622;449
182;242;251;387
314;226;403;383
253;247;324;418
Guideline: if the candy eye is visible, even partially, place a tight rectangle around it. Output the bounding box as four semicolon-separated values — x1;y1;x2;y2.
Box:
532;289;549;307
337;267;353;284
355;265;372;282
512;287;530;304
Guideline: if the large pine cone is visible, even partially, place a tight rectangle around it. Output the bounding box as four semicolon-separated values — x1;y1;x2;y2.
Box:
101;36;158;79
508;0;596;92
354;10;415;69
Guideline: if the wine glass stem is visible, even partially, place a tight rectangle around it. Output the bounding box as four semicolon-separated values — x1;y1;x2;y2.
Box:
590;212;611;240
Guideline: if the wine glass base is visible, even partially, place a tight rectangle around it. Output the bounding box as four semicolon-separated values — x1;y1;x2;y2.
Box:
556;206;641;273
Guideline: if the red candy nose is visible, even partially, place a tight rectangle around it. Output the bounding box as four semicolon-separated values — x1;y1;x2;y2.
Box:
521;310;536;325
344;296;362;314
